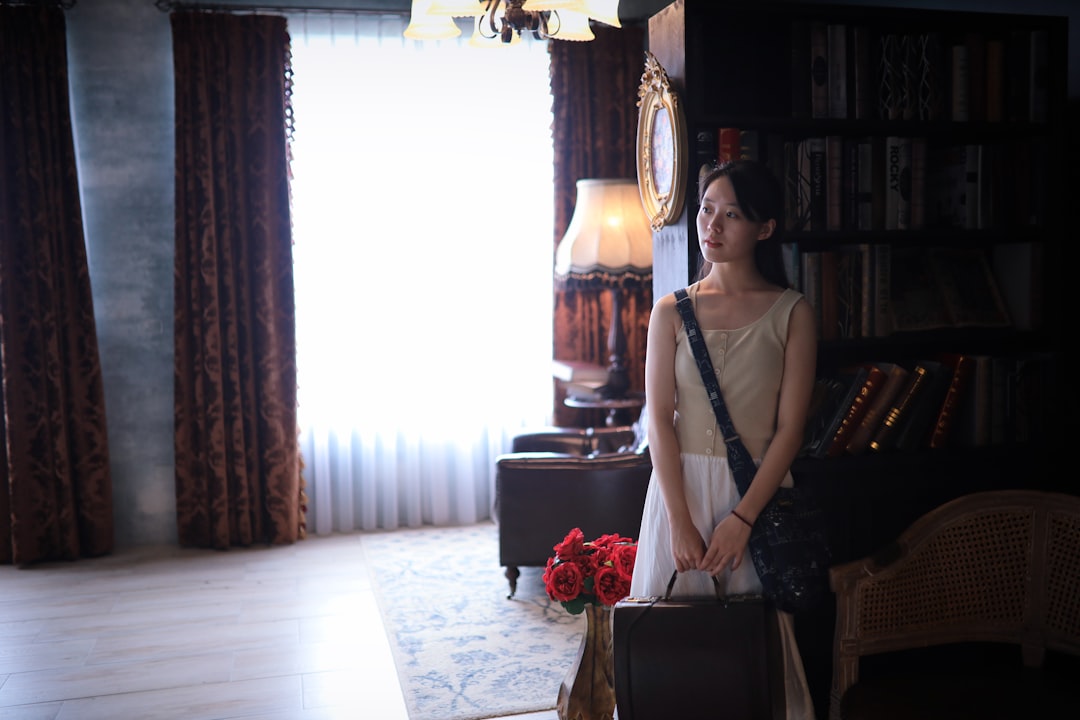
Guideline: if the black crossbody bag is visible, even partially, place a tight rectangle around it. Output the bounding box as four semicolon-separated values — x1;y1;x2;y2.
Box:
674;288;831;613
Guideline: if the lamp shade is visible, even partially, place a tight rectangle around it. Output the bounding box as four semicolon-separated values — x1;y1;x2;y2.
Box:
555;179;652;289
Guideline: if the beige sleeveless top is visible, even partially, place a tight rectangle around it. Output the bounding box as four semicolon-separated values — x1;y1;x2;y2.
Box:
673;286;803;459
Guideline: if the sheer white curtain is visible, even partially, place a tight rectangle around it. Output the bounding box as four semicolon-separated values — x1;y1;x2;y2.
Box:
287;13;555;534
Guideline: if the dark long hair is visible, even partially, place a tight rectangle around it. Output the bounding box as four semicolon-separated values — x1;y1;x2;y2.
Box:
696;160;789;287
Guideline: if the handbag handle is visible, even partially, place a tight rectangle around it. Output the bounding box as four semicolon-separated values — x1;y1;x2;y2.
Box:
673;288;756;496
664;570;723;601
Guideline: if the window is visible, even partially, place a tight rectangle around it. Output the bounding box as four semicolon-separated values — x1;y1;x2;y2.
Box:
288;14;555;532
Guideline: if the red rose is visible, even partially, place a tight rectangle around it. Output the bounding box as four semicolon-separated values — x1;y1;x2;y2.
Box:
572;552;599;579
594;565;632;606
553;528;585;559
547;561;584;602
594;533;632;548
611;543;637;581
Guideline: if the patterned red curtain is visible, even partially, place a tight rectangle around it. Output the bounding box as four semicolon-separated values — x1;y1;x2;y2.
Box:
549;23;650;426
171;12;304;548
0;5;114;565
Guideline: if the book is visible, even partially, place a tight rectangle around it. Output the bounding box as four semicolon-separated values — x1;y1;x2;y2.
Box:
878;33;902;120
827;23;848;119
872;243;892;337
846;362;909;455
1005;29;1030;123
810;366;870;459
801;137;827;231
889;246;1011;332
818;250;839;341
826;363;887;457
889;247;952;332
718;127;741;164
1029;29;1048;122
826;135;844;231
991;242;1043;331
869;362;935;452
895;136;913;231
857;243;873;338
695;128;718;189
564;380;606;401
810;21;829;119
928;247;1011;328
985;37;1005;122
954;355;993;448
916;31;946;121
928;353;977;449
893;360;952;451
851;25;874;120
552;360;608;383
908;136;927;230
800;375;844;456
929;143;969;228
950;42;969;121
801;251;823;331
784;140;807;232
964;31;987;124
884;136;904;231
855;138;874;230
790;18;811;118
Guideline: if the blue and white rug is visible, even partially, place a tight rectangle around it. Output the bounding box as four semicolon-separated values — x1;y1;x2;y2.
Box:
361;522;585;720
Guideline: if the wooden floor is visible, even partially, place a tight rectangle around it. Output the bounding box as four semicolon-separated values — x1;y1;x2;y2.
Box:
0;532;557;720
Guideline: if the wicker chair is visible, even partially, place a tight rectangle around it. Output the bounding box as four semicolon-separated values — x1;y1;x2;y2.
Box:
828;489;1080;720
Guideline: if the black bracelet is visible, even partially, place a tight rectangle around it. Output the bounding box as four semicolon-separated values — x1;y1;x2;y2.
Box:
731;509;753;528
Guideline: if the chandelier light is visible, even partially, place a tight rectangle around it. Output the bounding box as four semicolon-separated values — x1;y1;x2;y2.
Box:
404;0;621;44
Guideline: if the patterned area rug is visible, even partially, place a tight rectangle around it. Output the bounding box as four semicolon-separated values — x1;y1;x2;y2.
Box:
361;522;584;720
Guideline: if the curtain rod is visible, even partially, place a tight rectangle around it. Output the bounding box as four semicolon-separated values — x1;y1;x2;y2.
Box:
155;1;404;14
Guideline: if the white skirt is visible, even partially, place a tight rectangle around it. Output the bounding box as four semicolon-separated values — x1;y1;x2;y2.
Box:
628;453;817;720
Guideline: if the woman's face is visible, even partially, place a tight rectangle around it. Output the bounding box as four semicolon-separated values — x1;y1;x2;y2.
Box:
696;175;772;265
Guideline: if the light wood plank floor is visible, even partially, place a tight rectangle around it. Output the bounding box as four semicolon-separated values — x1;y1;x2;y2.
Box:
0;532;557;720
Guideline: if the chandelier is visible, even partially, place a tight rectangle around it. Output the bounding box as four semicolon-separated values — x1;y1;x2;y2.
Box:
404;0;621;45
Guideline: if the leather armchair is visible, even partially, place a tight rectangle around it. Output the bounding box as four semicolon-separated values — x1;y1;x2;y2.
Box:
494;425;651;598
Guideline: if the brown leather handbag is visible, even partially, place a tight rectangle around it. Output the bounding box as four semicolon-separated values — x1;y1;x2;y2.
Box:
612;572;784;720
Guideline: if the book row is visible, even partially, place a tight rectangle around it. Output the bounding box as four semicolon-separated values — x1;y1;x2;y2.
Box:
786;243;1036;341
800;351;1058;459
704;129;1047;234
792;21;1049;124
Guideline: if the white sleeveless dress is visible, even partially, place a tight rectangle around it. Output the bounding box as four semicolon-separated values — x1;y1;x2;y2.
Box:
629;286;816;720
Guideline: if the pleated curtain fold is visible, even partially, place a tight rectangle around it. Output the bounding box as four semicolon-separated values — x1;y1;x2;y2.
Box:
0;5;114;565
170;11;304;549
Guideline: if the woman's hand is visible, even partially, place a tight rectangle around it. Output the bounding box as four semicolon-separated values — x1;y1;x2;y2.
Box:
699;514;752;576
669;518;707;573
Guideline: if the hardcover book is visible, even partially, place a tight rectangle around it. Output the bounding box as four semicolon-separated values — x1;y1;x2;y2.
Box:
826;363;887;457
893;360;953;451
846;362;909;455
928;353;977;449
827;23;848;119
811;366;870;458
869;363;934;452
810;21;829;119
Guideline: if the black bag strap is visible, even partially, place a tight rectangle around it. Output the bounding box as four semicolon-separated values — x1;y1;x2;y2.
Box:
673;288;754;496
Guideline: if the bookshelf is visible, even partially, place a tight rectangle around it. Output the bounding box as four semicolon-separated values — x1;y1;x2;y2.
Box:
644;1;1068;713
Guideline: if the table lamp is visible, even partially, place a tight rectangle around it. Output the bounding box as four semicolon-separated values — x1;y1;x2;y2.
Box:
554;178;653;399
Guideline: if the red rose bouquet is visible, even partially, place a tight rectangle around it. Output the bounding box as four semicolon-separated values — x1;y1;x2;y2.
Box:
543;527;637;614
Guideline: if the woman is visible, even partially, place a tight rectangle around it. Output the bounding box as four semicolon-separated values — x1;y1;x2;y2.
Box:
629;159;817;718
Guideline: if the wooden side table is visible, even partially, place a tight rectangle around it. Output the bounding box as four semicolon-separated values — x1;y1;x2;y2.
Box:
563;392;645;428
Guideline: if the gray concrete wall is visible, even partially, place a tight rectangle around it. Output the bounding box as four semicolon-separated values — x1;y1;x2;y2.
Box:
61;0;1075;549
67;0;177;548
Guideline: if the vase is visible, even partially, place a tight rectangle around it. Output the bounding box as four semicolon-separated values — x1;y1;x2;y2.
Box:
556;603;616;720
